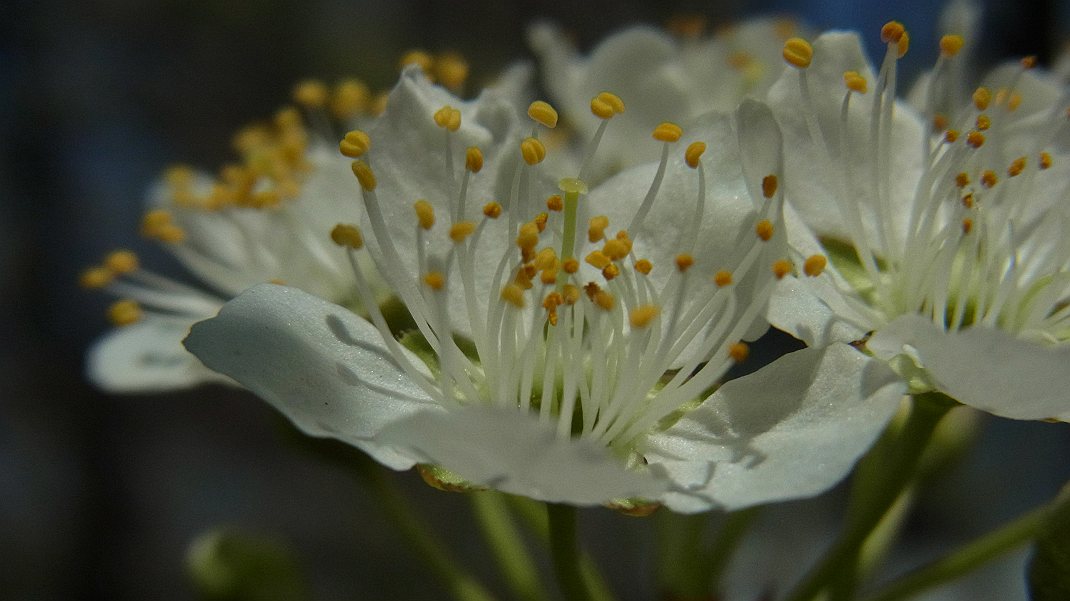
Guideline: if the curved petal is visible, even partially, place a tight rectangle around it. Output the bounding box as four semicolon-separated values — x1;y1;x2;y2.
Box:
87;318;233;393
644;344;904;512
869;315;1070;421
377;404;667;505
183;283;439;469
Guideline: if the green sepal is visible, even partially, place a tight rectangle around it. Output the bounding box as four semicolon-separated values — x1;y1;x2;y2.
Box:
1028;484;1070;601
186;528;308;601
417;463;488;493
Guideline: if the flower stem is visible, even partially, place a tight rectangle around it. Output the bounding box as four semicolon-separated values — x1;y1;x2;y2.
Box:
655;507;760;599
547;503;592;601
470;492;547;601
858;500;1055;601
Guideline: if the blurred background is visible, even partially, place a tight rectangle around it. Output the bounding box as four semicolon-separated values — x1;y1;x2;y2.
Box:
3;0;1069;599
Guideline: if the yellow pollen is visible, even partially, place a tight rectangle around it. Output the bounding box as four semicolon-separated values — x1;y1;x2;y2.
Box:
155;224;187;244
543;291;563;310
803;254;827;277
843;70;868;94
164;164;195;188
713;270;733;287
629;305;660;328
772;259;793;279
527;101;559;128
274;106;302;129
351;160;377;191
79;266;113;289
1008;157;1026;177
782;37;813;68
896;32;910;58
940;34;965;57
962;218;974;234
955;172;970;188
434;53;469;90
762;174;778;199
423;271;446;290
594;290;615;311
465;146;484;173
933;113;949;131
541;267;559;285
399;49;433;73
563;258;580;274
756;219;774;241
652;122;683;143
517;222;540;254
268;278;287;286
976;114;991;131
104;250;139;274
534;248;558;271
961;193;974;208
685;142;706;168
330;79;370;119
141;209;173;232
945;130;959;143
635;259;653;275
966;131;985;149
1007;93;1022;111
973;87;991;111
598;92;625;113
546;194;563;212
501;283;526;308
1021;55;1037;69
1040;152;1052;170
981;170;998;188
562;284;580;305
107;299;143;327
675;254;694;272
880;21;905;44
521;137;547;165
330;224;364;249
602;264;620;280
292;79;328;109
603;238;630;261
590;92;625;120
586;250;611;270
482;201;503;218
588;215;610;243
729;341;750;363
433;106;462;131
516;265;536;289
449;221;476;243
371;92;389;116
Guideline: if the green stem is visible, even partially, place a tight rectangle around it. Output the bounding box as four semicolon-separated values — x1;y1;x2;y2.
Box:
703;507;761;591
548;504;591;601
784;393;954;601
560;188;579;262
470;493;547;601
859;501;1055;601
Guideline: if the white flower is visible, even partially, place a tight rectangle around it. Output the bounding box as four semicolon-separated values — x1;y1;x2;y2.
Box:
185;67;904;511
763;26;1070;421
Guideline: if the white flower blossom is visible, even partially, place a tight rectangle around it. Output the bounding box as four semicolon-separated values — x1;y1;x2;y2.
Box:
185;67;904;511
763;25;1070;421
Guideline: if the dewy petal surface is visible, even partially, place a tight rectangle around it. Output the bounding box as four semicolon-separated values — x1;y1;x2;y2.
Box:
644;344;904;512
184;284;439;469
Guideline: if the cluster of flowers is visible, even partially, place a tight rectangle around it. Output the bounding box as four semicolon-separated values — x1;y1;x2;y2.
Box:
84;15;1069;514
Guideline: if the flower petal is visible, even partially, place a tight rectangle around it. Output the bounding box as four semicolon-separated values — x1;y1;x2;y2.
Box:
377;404;667;505
644;344;904;512
869;315;1070;421
183;283;439;469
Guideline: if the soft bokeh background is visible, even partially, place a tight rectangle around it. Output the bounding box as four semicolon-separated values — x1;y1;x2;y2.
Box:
4;0;1069;599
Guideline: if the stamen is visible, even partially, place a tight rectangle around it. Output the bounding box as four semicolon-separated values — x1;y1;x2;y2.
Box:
728;342;749;363
434;53;469;91
955;172;970;188
684;142;706;168
603;238;630;260
546;194;563;212
399;49;434;73
962;218;974;234
79;266;113;289
843;71;868;94
527;101;559;129
449;222;476;243
755;219;775;241
501;283;526;308
966;131;985;148
104;250;139;275
973;87;991;111
981;170;998;188
803;254;827;277
772;259;793;279
292;80;328;109
339;130;371;158
414;200;436;230
939;34;964;57
562;258;579;274
588;216;610;242
330;79;370;120
629;305;659;328
520;137;547;165
713;270;733;287
465;146;484;173
586;250;611;270
976;114;991;130
761;174;778;199
351;160;377;191
652;122;683;143
674;254;694;272
593;290;615;311
635;259;653;275
482;202;503;218
423;271;446;290
782;37;813;69
433;105;462;131
107;299;143;326
1007;157;1026;177
1040;152;1052;169
330;224;364;249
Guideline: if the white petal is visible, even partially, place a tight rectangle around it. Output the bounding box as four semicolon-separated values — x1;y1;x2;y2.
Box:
87;318;232;393
377;404;667;505
736;99;783;202
183;284;439;469
644;344;904;512
869;315;1070;421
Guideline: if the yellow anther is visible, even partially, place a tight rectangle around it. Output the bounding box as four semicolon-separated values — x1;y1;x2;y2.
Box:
155;224;187;244
933;113;949;132
339;130;371;158
1040;152;1052;170
546;194;563;212
675;254;694;272
500;283;526;308
629;305;660;328
727;51;753;70
652;122;683;143
520;137;547;165
516;222;540;254
762;174;778;199
603;238;630;261
250;190;282;209
563;258;580;274
594;290;615;311
1007;93;1022;111
516;265;536;289
79;266;113;289
543;292;563;310
713;270;733;287
590;92;625;120
940;34;965;57
756;219;775;241
685;142;706;168
103;250;139;274
1008;157;1026;177
1021;55;1037;69
293;79;328;109
666;14;706;38
330;79;370;119
399;49;433;73
880;21;905;44
602;264;620;280
981;170;998;188
482;201;502;219
955;172;970;188
586;250;611;270
944;129;959;143
527;101;559;129
597;92;625;114
634;259;653;275
803;254;827;277
433;106;462;131
562;284;580;305
962;218;974;235
330;224;364;249
729;341;750;363
534;248;558;271
588;215;610;243
843;71;868;94
966;131;985;149
371;92;389;116
424;271;446;290
975;114;991;131
782;37;813;68
268;278;287;286
351;160;377;191
973;87;991;111
541;267;560;285
961;193;974;208
534;212;549;233
141;209;173;233
896;31;910;58
434;53;469;90
464;146;484;174
449;221;476;243
772;259;793;279
107;299;143;327
164;164;195;188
